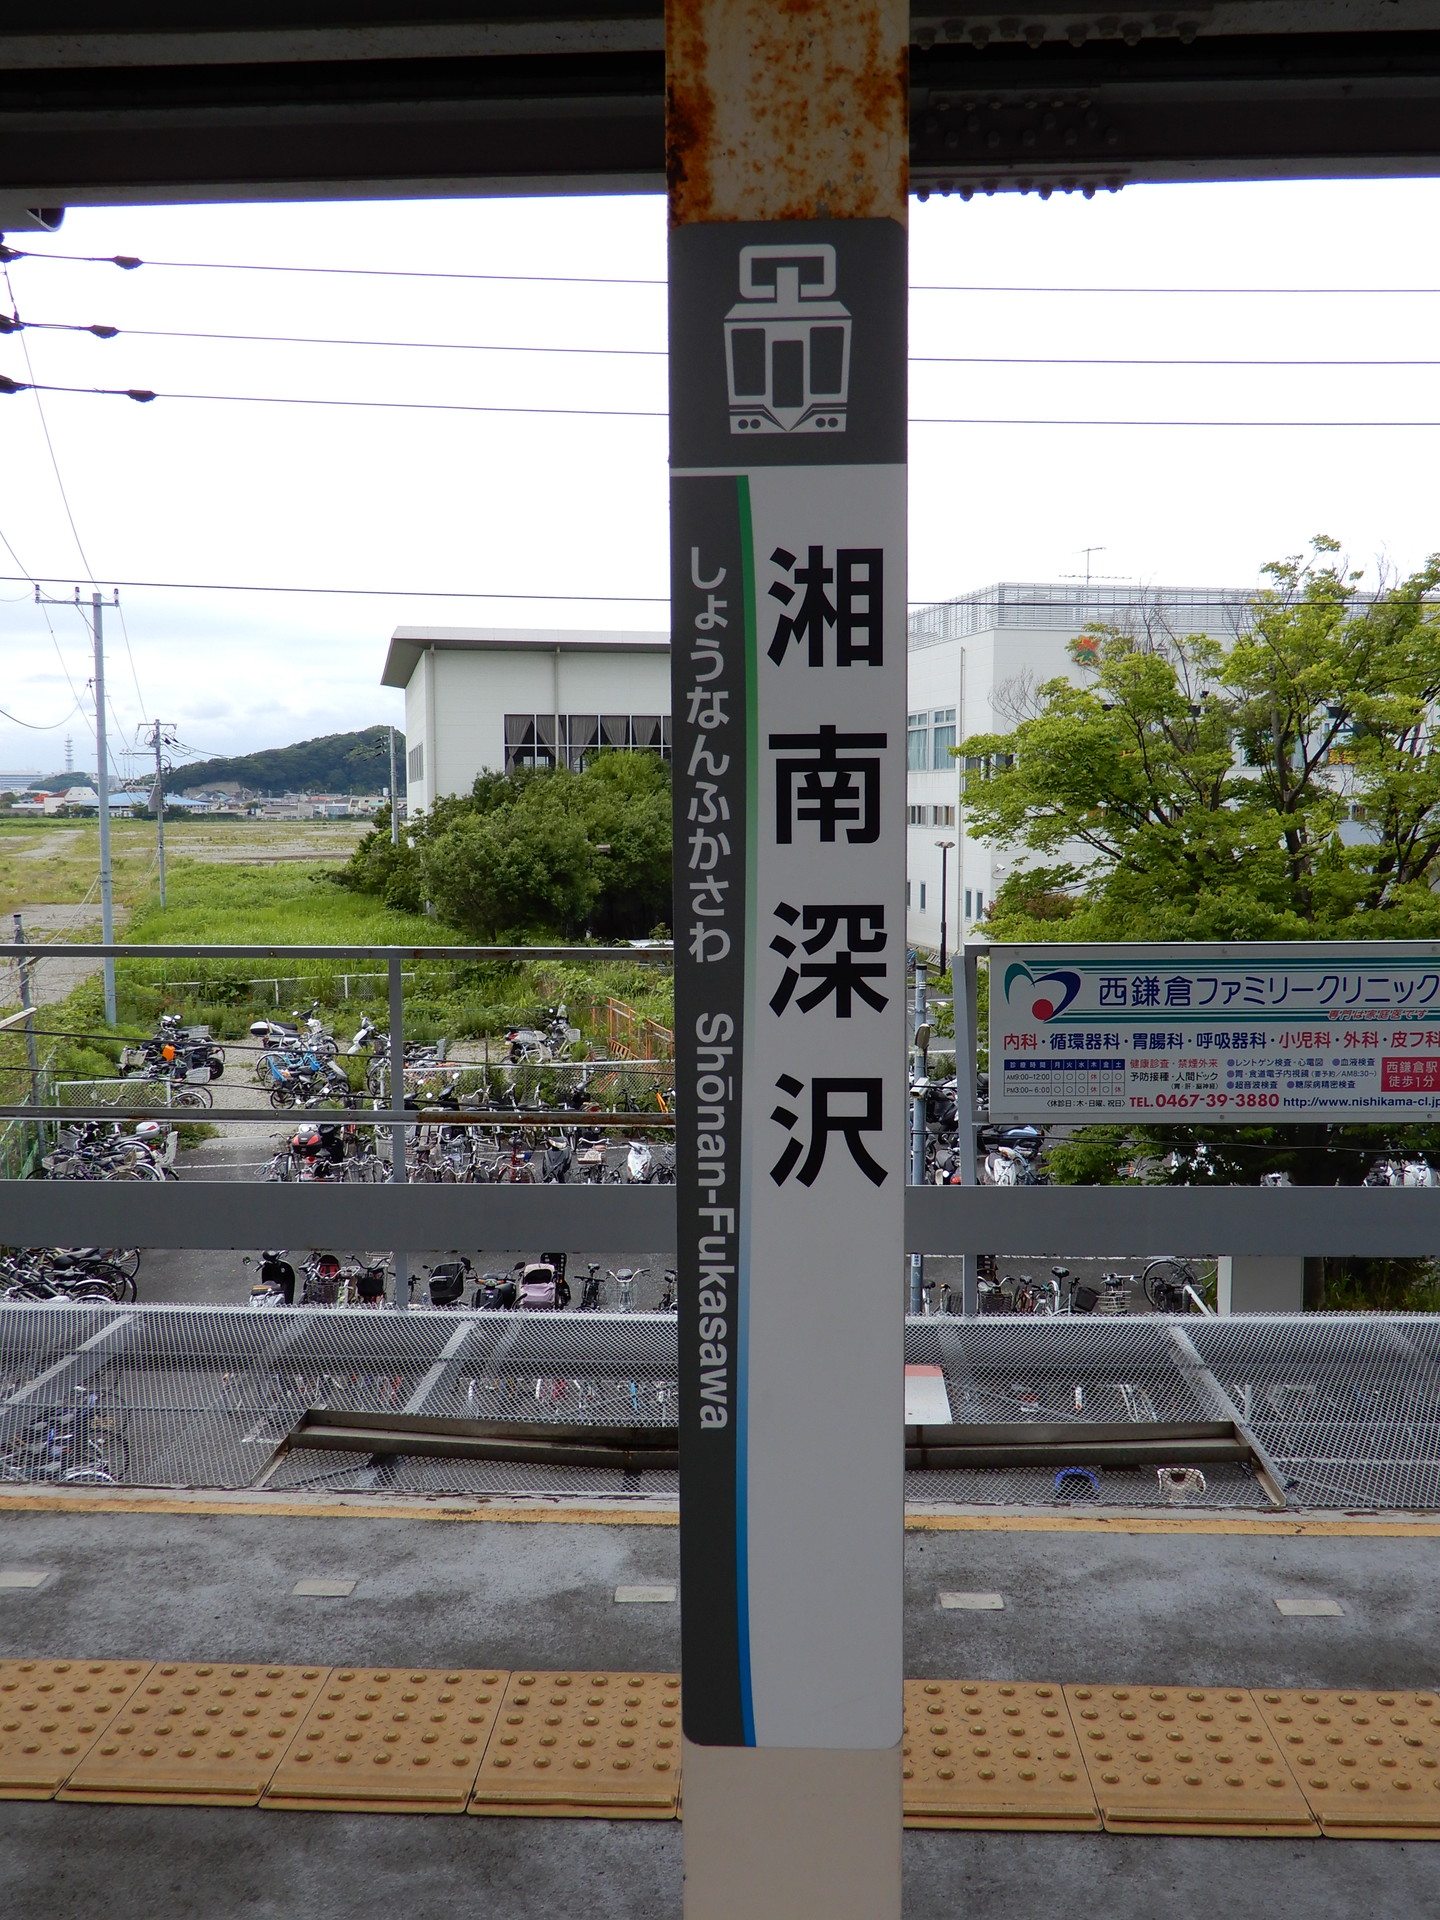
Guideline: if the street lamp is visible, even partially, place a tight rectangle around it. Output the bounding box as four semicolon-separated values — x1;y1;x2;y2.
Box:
934;839;955;975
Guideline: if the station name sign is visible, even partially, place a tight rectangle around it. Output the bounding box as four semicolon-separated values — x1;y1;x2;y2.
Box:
988;941;1440;1123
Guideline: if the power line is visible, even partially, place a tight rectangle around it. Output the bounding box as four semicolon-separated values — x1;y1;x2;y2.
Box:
909;417;1440;427
0;570;1140;608
12;246;1440;297
2;263;99;582
6;378;1440;428
0;571;667;602
0;247;666;287
0;697;81;731
13;319;668;359
0;378;662;418
17;317;1440;369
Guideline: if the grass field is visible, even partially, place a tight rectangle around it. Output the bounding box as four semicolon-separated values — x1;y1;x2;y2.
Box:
0;815;368;921
0;818;673;1072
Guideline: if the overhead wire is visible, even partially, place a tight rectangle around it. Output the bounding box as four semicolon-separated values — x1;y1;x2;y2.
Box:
3;378;1438;428
12;245;1440;296
0;571;666;602
2;263;100;583
3;263;148;720
12;316;1440;369
0;697;81;731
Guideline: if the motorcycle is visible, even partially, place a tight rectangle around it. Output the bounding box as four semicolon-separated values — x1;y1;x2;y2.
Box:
474;1272;519;1310
979;1124;1045;1187
504;1003;581;1065
288;1121;348;1178
244;1249;297;1307
612;1138;674;1184
259;1047;356;1110
250;1002;338;1062
120;1014;225;1082
516;1258;571;1310
1365;1157;1439;1187
540;1132;574;1184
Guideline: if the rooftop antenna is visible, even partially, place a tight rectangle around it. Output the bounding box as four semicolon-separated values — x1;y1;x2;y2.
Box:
1062;545;1129;592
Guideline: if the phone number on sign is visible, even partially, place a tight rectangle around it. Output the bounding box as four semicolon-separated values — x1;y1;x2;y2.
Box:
1128;1092;1281;1109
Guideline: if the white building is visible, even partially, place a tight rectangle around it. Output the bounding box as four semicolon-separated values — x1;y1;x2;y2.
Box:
905;582;1254;956
380;626;671;814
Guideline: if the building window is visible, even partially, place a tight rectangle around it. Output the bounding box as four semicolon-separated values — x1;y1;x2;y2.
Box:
975;890;983;915
919;883;927;911
906;881;912;907
933;805;956;827
907;711;929;771
504;714;673;774
907;804;924;825
932;707;956;768
964;889;972;918
407;742;424;783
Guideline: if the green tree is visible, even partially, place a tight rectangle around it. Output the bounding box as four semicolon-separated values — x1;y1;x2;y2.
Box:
960;539;1440;1207
963;539;1440;942
336;752;672;941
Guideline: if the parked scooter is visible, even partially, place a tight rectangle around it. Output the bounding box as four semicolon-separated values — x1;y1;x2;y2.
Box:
250;1002;338;1061
245;1249;297;1307
515;1258;572;1310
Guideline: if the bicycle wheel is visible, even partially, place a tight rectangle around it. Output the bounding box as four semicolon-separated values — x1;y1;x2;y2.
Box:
1141;1257;1196;1310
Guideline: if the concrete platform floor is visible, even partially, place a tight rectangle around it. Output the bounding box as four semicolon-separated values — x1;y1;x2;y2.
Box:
3;1505;1440;1918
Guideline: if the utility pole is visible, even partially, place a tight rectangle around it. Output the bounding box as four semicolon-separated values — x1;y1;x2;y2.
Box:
141;719;175;908
12;912;41;1108
36;586;118;1023
388;724;400;846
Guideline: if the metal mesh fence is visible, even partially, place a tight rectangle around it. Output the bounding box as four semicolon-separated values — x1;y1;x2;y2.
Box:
4;1304;1440;1509
51;1078;189;1110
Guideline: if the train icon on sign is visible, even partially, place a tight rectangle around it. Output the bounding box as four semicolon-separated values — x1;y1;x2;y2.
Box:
725;243;851;436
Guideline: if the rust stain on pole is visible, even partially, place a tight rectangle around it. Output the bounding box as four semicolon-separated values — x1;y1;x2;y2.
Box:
666;0;909;226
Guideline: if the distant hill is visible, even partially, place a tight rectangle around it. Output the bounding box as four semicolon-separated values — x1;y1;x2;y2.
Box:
169;726;404;797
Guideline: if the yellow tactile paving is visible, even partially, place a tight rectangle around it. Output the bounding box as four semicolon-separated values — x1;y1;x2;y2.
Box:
57;1663;328;1806
263;1667;508;1813
1065;1685;1317;1837
469;1670;681;1819
0;1660;153;1799
1254;1689;1440;1838
902;1680;1100;1831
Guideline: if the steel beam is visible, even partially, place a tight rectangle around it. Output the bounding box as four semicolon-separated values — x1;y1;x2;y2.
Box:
906;1184;1440;1257
6;21;1440;210
0;1178;676;1248
2;1179;1437;1255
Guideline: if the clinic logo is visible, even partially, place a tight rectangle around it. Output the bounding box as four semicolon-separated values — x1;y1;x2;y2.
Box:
725;244;851;437
1003;962;1082;1022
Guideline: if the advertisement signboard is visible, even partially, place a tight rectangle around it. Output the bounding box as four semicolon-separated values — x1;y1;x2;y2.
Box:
988;941;1440;1123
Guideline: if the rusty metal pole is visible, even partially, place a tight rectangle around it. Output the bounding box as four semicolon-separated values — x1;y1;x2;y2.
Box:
667;5;909;1916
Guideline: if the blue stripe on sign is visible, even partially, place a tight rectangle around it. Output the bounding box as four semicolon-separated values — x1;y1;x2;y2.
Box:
1004;1057;1126;1071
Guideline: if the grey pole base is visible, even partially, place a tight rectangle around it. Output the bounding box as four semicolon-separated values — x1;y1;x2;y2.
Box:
681;1740;901;1920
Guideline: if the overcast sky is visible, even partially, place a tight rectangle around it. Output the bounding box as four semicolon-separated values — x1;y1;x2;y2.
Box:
2;175;1439;779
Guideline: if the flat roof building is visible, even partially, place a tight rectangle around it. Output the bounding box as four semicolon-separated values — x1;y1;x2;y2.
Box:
906;582;1254;955
380;626;671;815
